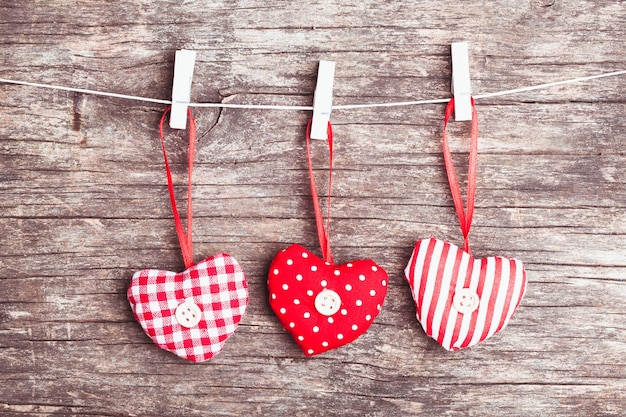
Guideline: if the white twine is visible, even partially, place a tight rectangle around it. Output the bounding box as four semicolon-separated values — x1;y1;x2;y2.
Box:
0;69;624;111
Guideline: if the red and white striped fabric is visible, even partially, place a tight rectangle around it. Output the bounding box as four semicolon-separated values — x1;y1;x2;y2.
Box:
405;238;527;351
128;253;248;362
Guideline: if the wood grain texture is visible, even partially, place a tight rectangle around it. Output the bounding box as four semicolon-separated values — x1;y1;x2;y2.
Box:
1;0;625;416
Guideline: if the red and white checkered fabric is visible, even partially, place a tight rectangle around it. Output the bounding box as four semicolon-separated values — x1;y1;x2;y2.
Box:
405;238;527;351
128;253;248;362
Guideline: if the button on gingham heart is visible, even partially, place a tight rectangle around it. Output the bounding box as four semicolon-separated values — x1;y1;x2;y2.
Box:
405;238;526;350
269;244;387;356
128;253;248;362
405;98;527;350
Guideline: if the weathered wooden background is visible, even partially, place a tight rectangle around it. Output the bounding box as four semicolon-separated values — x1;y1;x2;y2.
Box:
1;1;625;416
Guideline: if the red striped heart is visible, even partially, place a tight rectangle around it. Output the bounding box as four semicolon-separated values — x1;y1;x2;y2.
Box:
405;238;527;351
128;253;248;362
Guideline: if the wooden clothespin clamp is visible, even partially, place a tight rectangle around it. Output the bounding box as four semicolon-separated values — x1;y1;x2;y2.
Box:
451;42;472;121
169;49;197;129
310;60;336;140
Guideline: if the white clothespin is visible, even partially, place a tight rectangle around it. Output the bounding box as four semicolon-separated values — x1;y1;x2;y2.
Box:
451;42;472;121
169;49;197;129
310;60;336;140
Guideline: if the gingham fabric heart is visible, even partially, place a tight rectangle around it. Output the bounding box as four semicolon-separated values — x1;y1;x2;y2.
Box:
268;244;388;356
128;253;248;362
405;238;527;351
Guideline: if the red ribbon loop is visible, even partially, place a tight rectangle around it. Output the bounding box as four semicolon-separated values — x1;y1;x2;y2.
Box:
305;120;334;265
159;107;196;269
442;98;478;254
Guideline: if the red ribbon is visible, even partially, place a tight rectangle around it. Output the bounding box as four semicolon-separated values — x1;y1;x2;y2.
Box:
159;107;196;269
442;98;478;255
305;120;334;265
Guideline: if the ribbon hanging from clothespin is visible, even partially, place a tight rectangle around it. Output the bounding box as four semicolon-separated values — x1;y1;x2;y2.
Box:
170;49;197;129
310;60;336;140
305;120;334;264
451;42;473;121
442;98;478;254
159;107;196;268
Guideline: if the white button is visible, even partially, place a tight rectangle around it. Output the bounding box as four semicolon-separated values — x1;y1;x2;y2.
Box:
453;288;480;314
314;289;341;316
175;300;202;328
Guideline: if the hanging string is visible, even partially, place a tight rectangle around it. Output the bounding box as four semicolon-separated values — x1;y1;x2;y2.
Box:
441;98;479;255
159;107;196;269
305;120;334;264
0;69;624;110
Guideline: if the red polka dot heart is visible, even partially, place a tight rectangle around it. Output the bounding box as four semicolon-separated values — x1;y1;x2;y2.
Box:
268;244;388;356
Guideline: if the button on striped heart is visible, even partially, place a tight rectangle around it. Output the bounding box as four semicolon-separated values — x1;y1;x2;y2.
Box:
405;238;527;351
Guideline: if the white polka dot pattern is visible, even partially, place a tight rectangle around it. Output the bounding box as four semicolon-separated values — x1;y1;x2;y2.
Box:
268;243;388;357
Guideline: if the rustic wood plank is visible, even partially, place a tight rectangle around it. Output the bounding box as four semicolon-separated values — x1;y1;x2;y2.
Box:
1;0;625;416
